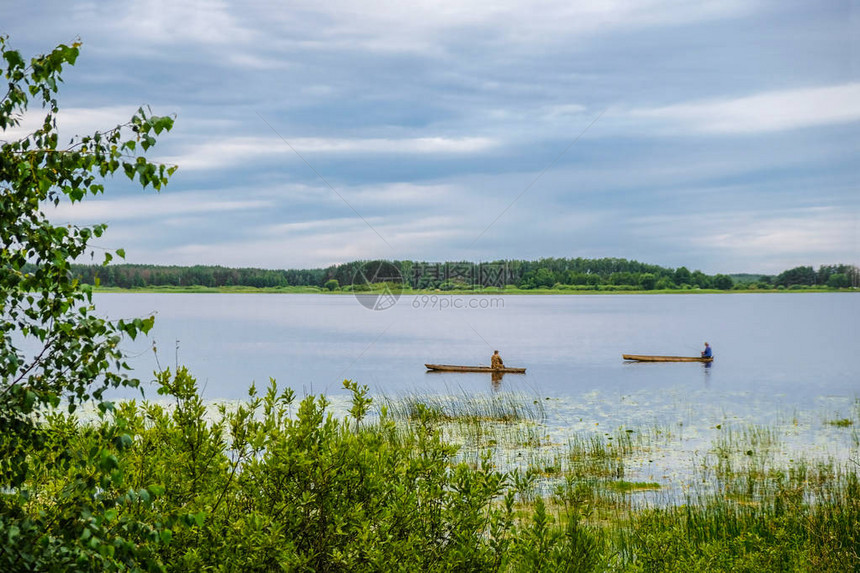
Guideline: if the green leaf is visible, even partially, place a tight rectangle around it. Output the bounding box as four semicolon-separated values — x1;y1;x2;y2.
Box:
3;49;25;68
0;40;177;563
113;433;133;451
99;452;119;472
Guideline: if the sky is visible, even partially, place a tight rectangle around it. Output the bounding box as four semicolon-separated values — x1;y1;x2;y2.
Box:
2;0;859;274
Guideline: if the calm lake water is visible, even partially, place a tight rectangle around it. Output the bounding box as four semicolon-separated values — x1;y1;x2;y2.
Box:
97;292;857;403
94;292;858;487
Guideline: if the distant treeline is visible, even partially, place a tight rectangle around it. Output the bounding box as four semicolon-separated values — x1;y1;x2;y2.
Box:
63;259;860;291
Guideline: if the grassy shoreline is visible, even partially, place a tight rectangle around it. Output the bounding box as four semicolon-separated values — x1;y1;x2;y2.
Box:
89;285;854;295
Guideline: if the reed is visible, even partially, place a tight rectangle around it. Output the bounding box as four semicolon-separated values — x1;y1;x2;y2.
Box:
379;388;859;570
385;390;547;424
612;458;859;571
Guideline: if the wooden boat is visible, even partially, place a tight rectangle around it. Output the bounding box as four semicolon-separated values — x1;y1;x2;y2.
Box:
425;364;526;373
622;354;713;363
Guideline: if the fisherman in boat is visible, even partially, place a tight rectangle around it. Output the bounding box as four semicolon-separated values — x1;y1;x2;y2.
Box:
701;342;712;359
491;350;504;369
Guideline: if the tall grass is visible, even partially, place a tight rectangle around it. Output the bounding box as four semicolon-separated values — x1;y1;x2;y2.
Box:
378;389;860;570
612;459;859;571
384;390;547;424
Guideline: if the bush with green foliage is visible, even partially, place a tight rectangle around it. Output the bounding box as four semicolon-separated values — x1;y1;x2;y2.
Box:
18;367;857;572
18;371;607;572
638;273;656;290
712;274;733;290
827;273;850;289
1;37;175;570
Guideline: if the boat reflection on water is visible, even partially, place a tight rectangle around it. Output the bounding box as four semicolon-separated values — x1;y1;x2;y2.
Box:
423;363;520;390
491;370;504;389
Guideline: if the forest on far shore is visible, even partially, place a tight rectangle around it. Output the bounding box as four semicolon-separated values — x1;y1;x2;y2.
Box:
63;259;859;291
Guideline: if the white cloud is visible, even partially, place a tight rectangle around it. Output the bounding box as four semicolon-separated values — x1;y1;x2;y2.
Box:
620;83;860;135
132;213;468;269
690;208;857;255
47;191;273;224
632;207;859;272
16;0;754;66
541;104;588;120
260;217;366;237
117;0;253;47
164;135;499;171
251;0;755;56
349;182;455;205
224;53;294;70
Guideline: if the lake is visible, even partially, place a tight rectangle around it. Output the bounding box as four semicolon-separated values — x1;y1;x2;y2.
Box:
97;292;857;401
95;292;858;487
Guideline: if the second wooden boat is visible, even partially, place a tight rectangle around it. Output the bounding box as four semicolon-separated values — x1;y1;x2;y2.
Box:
622;354;713;363
425;364;527;373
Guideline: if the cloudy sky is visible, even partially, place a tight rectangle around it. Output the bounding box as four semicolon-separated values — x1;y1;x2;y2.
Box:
3;0;858;273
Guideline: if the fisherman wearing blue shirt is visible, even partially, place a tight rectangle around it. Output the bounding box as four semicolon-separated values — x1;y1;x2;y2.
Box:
701;342;712;358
